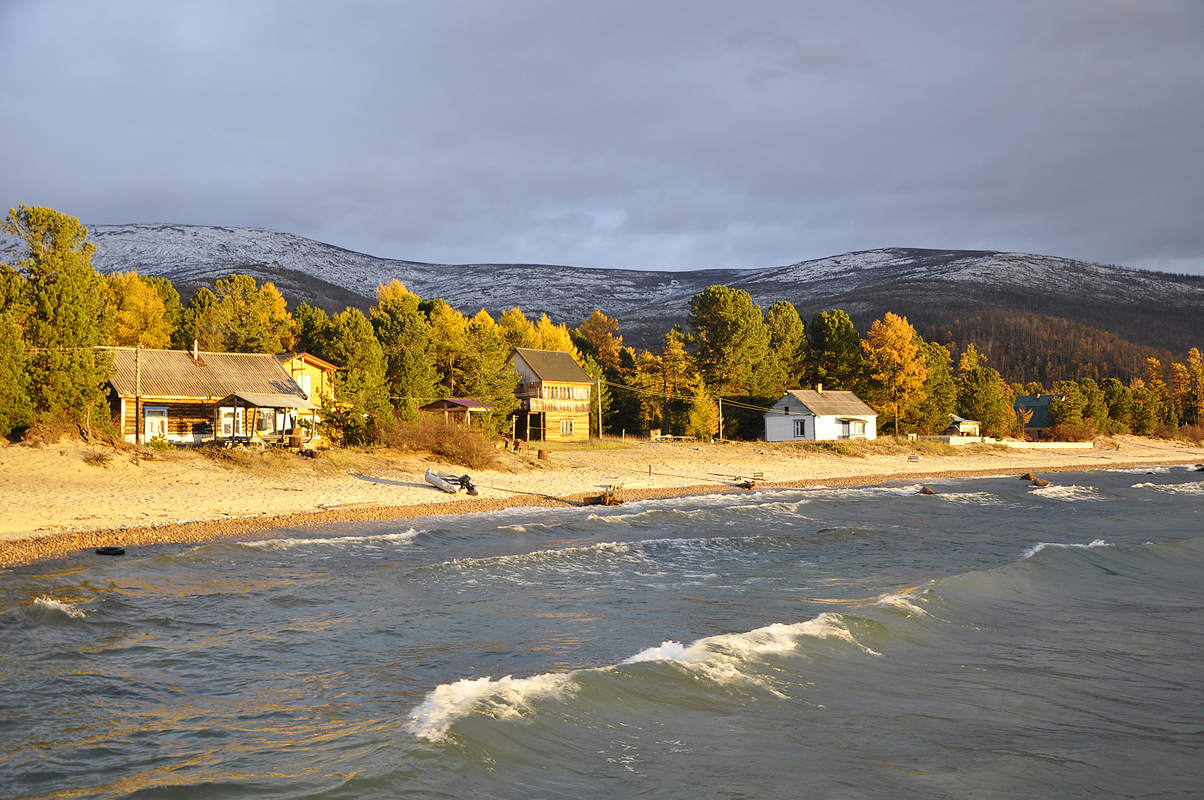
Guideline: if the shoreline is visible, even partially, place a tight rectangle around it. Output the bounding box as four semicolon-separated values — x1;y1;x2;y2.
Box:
4;455;1200;570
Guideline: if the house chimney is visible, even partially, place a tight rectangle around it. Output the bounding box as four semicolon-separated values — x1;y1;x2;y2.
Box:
192;339;199;360
816;383;823;395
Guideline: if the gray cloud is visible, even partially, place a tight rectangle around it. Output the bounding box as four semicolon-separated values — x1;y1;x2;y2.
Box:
2;0;1202;273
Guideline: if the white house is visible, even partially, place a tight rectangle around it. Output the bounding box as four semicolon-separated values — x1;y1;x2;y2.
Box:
763;386;878;442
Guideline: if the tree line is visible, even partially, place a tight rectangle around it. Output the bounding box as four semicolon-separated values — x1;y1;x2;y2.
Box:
4;206;1202;444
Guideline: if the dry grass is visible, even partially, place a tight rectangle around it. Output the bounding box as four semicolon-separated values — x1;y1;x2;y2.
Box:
780;436;961;458
82;449;113;468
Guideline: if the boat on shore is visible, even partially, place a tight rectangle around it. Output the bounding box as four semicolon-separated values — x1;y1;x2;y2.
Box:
425;468;479;496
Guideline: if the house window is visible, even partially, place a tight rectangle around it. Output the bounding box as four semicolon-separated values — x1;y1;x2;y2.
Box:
256;409;277;434
144;407;168;440
793;419;806;437
297;374;312;399
219;408;245;438
560;419;574;436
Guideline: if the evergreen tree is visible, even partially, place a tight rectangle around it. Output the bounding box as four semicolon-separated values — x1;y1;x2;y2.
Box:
371;280;436;420
325;307;390;444
0;311;33;435
182;287;223;351
1048;380;1086;427
453;309;519;434
291;302;333;360
1102;377;1133;432
140;275;186;348
804;309;866;391
687;285;783;397
1078;378;1108;427
765;301;807;388
3;206;112;422
908;339;957;433
580;353;611;438
956;348;1013;437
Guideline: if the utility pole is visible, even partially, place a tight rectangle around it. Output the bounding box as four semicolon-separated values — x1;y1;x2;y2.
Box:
596;377;602;439
717;397;723;442
134;346;142;445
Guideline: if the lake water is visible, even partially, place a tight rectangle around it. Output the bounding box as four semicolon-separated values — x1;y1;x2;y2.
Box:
3;466;1203;799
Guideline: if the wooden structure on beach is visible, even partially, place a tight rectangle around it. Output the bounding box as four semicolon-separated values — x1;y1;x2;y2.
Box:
106;346;320;446
419;397;495;426
510;348;592;442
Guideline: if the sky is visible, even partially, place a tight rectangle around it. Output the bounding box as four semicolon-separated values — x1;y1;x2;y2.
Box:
2;1;1203;274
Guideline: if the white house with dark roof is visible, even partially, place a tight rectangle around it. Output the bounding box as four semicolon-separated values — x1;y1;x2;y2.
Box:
763;386;878;442
509;347;593;442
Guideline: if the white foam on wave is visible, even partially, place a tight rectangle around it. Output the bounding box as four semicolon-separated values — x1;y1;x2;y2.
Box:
1132;480;1204;495
1108;465;1172;474
241;529;422;550
1029;484;1106;502
407;672;577;741
407;612;865;742
1021;539;1112;559
440;540;634;571
933;491;1008;506
34;597;86;619
875;594;928;615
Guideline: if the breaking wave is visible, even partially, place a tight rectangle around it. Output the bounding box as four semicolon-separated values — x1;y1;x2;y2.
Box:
33;596;86;619
1020;538;1112;559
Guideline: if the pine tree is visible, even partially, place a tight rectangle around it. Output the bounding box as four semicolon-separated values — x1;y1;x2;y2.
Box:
687;285;783;397
765;301;807;388
291;302;333;360
325;308;390;444
454;309;519;434
3;206;112;422
371;281;436;420
0;311;33;435
804;309;866;391
908;339;956;433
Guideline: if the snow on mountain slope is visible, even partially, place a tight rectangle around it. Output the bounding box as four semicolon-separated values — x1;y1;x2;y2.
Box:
4;223;1202;351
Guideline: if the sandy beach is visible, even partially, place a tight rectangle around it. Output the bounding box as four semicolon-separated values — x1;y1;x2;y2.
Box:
3;434;1203;568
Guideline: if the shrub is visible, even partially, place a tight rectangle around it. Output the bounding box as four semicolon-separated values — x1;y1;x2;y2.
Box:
148;434;174;452
83;449;113;468
1042;423;1095;442
1177;424;1204;446
376;416;499;470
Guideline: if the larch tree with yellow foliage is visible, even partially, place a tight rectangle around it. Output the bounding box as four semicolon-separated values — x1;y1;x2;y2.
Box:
532;313;580;361
454;309;519;433
862;312;928;435
107;271;174;348
371;280;436;419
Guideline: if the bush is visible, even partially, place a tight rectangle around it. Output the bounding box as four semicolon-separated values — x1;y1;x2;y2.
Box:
83;449;113;468
376;416;499;470
1043;423;1095;442
1177;424;1204;446
148;434;174;452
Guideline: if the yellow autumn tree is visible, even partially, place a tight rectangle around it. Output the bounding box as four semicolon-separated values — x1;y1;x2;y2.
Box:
497;307;537;350
862;312;928;434
532;314;580;361
107;271;173;348
426;299;468;394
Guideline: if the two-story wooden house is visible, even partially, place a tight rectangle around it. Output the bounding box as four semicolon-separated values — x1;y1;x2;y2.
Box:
276;352;338;440
509;348;593;442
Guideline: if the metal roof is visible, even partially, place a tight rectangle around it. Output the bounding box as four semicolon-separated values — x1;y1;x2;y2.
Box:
215;392;320;410
108;348;311;401
511;348;592;384
770;390;879;418
419;397;495;411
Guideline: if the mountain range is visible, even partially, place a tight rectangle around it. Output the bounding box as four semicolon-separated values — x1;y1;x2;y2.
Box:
4;223;1203;383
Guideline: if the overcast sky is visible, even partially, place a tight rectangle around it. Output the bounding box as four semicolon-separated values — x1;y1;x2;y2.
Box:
2;1;1202;274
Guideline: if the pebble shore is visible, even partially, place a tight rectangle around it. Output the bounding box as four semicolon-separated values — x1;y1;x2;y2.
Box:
3;459;1191;570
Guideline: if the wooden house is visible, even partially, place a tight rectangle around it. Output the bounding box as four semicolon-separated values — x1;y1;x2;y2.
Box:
509;348;593;442
276;352;339;437
763;386;878;442
106;347;319;446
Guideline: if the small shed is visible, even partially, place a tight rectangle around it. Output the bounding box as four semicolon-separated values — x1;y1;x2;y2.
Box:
419;397;495;426
764;386;878;442
943;414;981;437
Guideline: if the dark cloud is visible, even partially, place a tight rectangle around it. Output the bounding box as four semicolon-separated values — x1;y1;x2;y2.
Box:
2;0;1202;273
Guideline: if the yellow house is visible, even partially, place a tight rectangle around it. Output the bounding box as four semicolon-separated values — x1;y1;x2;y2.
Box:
275;352;339;443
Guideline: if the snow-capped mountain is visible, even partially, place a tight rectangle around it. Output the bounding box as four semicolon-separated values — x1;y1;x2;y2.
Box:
4;223;1202;354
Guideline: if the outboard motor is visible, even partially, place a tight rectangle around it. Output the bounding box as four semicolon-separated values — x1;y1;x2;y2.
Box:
459;475;479;496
